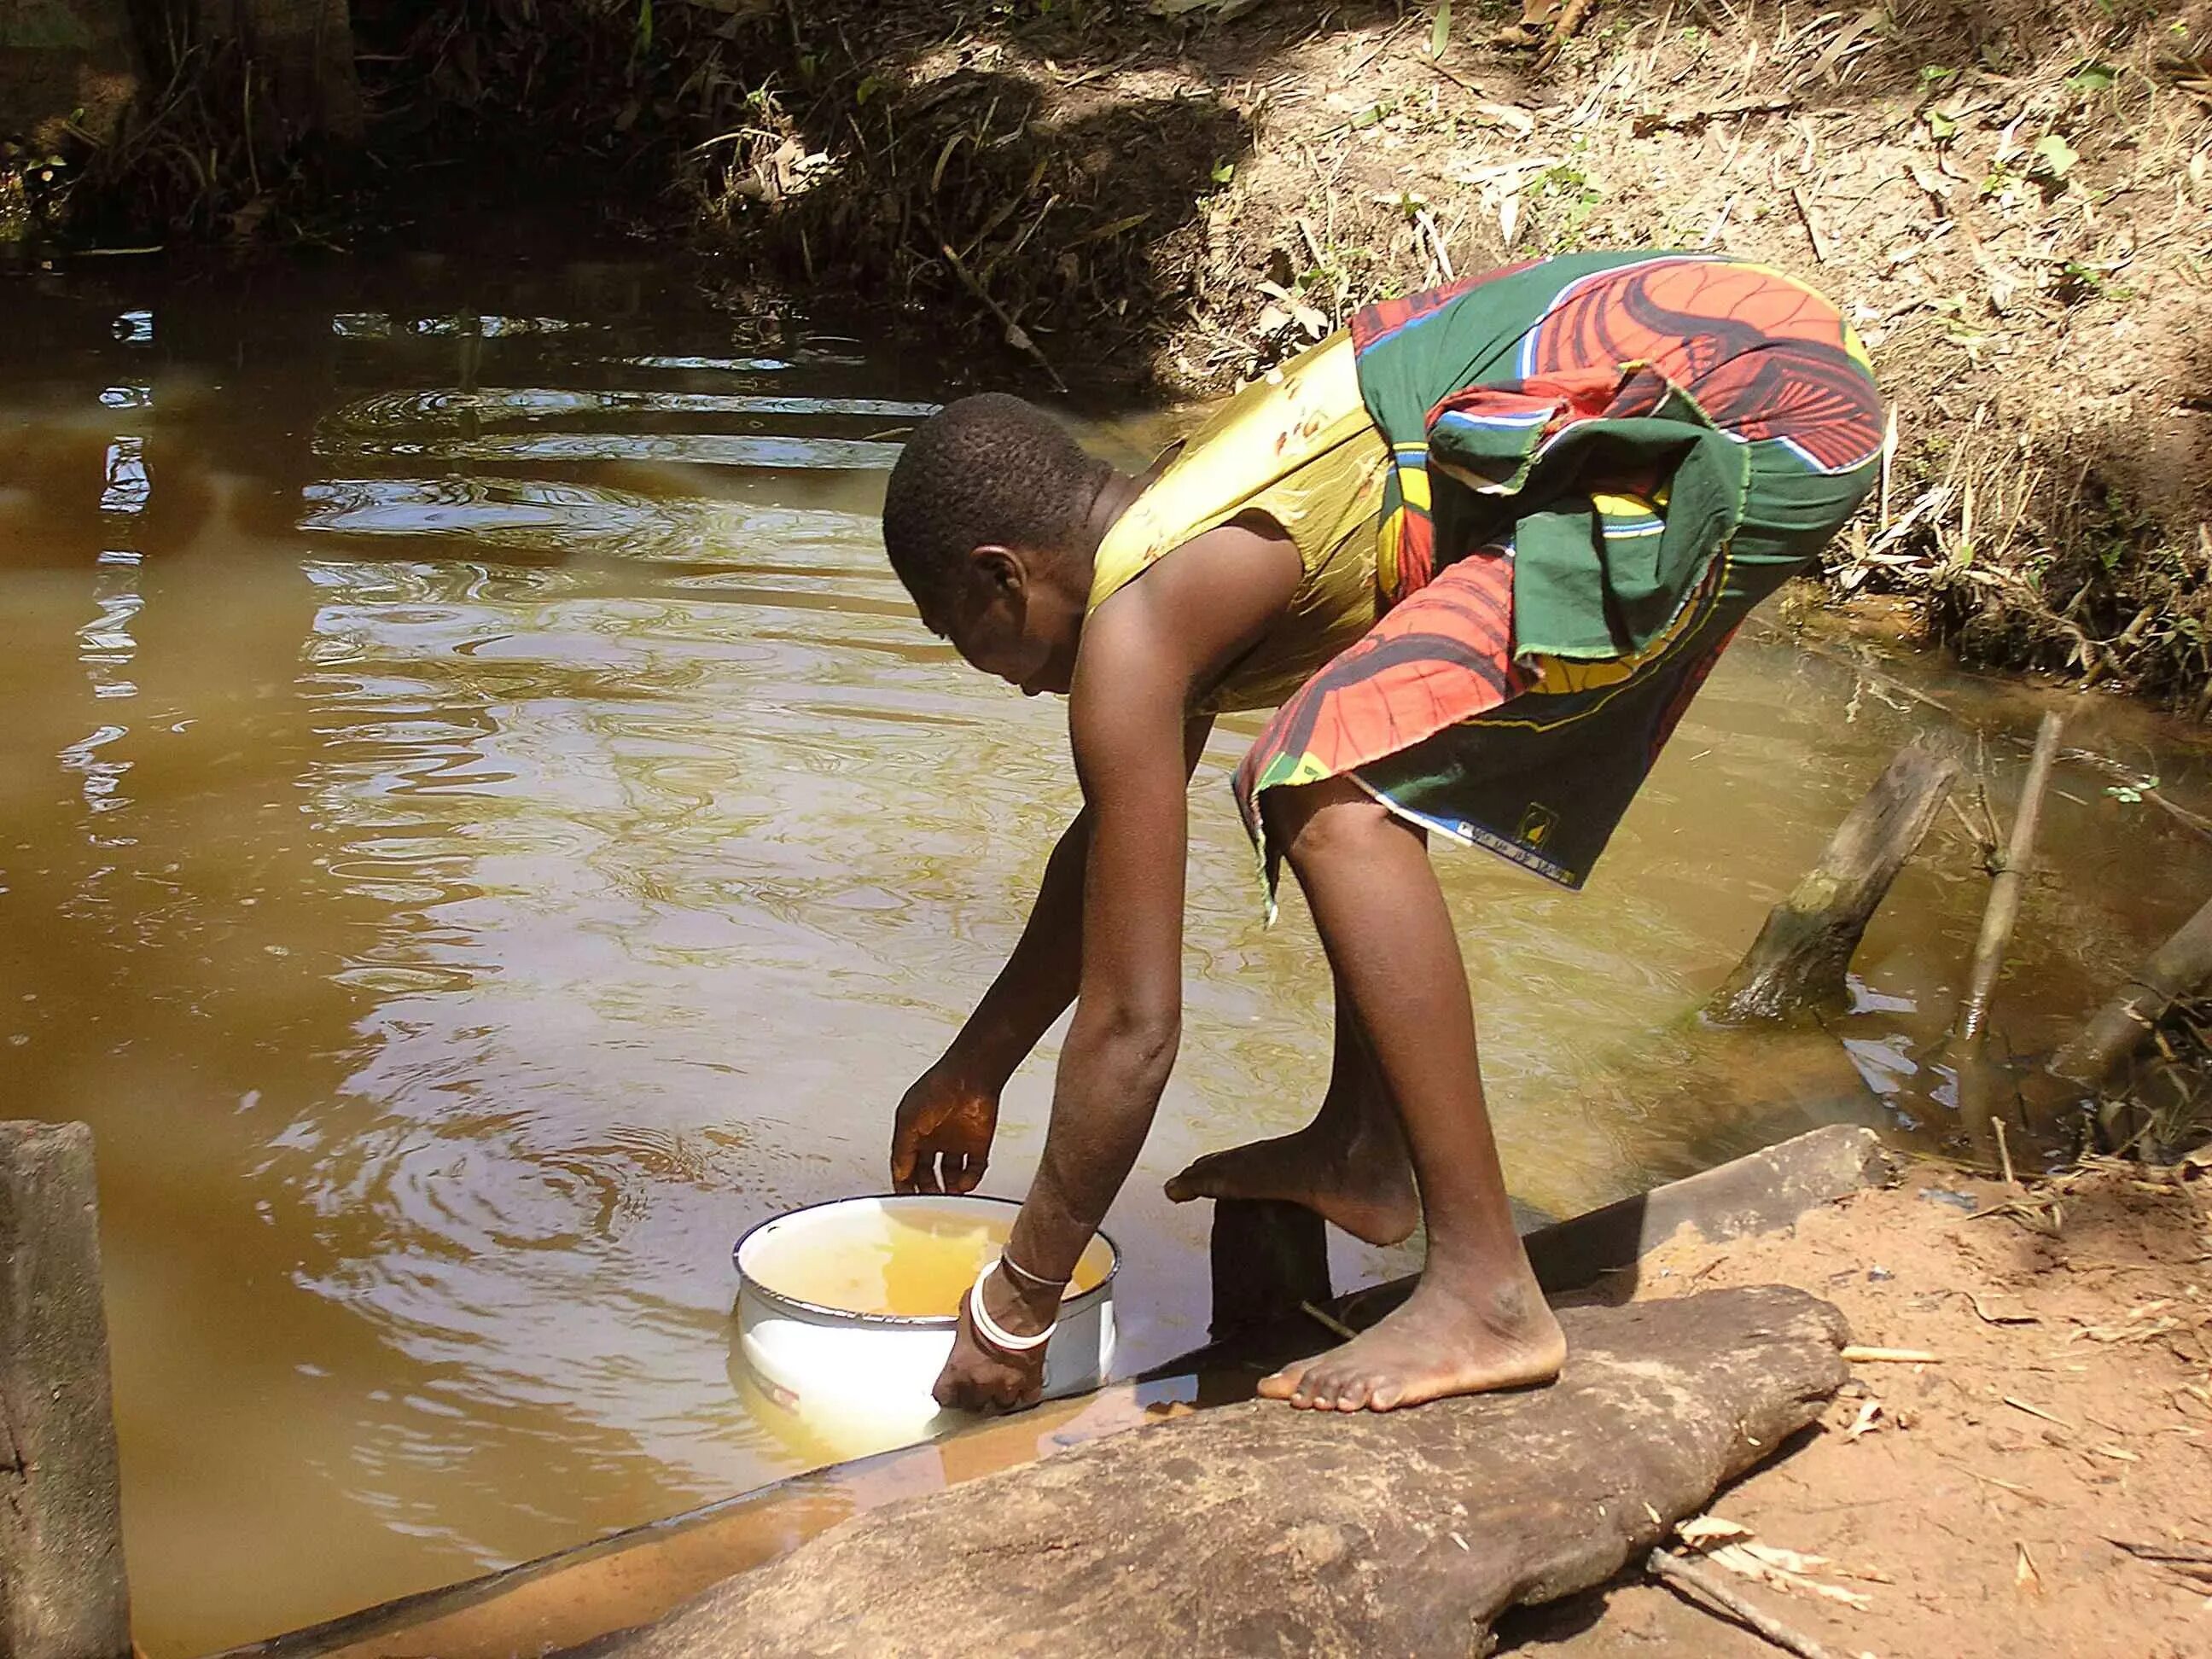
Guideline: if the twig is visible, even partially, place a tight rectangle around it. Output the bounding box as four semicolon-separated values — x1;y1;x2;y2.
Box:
1419;54;1485;96
1993;1115;2017;1187
1877;408;1895;529
1633;95;1797;135
938;241;1067;392
1791;186;1831;263
1342;12;1419;81
1415;207;1456;281
1942;793;1994;854
2060;748;2212;842
1937;1455;2052;1503
1842;1345;1941;1364
1945;1288;2039;1327
1647;1549;1840;1659
2004;1394;2076;1430
1300;1300;1358;1340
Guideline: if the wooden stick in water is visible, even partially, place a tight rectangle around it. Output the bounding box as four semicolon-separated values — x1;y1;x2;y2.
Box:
2050;893;2212;1091
1647;1549;1840;1659
1950;712;2064;1165
1955;712;2065;1050
1705;736;1961;1023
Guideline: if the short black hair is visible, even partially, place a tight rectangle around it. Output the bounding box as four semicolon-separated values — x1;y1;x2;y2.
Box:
881;393;1110;617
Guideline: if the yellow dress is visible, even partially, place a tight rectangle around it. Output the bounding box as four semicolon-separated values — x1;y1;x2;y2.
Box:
1085;333;1390;714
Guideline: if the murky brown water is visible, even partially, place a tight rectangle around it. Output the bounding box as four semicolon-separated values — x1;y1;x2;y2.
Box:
4;230;2210;1654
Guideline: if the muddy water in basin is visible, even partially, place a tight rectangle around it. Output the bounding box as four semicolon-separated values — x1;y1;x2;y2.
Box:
3;232;2209;1652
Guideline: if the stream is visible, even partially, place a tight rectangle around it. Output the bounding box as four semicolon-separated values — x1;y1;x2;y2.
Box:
3;224;2209;1654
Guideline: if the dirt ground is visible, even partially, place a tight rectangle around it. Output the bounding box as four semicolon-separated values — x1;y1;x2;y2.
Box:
1503;1155;2212;1657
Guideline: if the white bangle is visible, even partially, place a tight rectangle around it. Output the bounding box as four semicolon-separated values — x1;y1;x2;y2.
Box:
996;1250;1068;1292
968;1259;1057;1354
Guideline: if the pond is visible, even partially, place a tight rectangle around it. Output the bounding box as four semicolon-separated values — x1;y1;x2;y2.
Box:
3;223;2208;1654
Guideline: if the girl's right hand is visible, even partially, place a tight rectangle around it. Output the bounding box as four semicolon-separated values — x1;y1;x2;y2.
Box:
889;1062;999;1194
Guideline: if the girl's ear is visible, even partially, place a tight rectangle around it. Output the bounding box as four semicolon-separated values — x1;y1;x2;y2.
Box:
973;544;1025;595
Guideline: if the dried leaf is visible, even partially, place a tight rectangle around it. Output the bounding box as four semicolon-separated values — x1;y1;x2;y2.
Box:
1677;1514;1755;1547
1738;1541;1833;1575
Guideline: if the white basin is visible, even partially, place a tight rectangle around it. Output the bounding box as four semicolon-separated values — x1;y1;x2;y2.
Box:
733;1194;1119;1441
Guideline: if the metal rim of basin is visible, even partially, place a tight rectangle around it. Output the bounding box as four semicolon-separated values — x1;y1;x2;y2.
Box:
733;1192;1121;1330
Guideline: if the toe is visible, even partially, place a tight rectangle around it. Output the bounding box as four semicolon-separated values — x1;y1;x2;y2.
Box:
1368;1378;1406;1412
1333;1376;1372;1412
1162;1154;1221;1203
1256;1363;1303;1401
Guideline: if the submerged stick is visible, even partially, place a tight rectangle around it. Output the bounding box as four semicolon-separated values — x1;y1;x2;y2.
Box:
0;1123;131;1659
2062;748;2212;843
2048;893;2212;1091
1705;736;1960;1023
1646;1549;1839;1659
1953;712;2065;1050
1949;713;2064;1161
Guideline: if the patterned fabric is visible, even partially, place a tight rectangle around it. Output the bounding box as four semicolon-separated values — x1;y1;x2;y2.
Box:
1233;252;1885;900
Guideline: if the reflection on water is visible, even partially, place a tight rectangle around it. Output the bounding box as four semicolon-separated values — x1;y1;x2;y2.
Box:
3;234;2211;1655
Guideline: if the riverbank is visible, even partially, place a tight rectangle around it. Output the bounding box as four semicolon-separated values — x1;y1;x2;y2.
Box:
1515;1153;2212;1657
661;0;2212;707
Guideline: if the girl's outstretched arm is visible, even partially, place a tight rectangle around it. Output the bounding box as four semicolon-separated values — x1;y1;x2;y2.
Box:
931;521;1299;1412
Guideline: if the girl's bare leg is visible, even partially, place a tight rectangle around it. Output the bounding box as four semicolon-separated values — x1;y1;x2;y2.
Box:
1252;775;1563;1410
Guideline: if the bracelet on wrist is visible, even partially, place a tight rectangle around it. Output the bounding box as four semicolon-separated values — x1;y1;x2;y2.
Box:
995;1250;1068;1292
968;1259;1057;1355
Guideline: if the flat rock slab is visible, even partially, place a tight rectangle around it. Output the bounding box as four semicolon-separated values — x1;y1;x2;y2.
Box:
574;1285;1848;1659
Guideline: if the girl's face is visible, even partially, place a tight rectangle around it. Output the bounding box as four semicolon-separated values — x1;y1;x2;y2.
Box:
928;547;1084;697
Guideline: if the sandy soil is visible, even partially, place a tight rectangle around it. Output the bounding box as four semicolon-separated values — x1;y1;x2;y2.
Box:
1505;1155;2212;1657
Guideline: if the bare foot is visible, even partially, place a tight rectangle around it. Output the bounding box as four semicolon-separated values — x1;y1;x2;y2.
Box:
1255;1272;1565;1411
1164;1099;1418;1246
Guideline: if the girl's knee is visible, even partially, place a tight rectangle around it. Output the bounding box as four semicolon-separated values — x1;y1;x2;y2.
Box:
1263;776;1391;873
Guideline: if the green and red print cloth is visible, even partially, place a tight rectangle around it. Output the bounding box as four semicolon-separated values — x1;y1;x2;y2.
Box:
1233;251;1885;897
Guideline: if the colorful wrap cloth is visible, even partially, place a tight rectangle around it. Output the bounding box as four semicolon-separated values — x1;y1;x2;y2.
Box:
1232;251;1886;897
